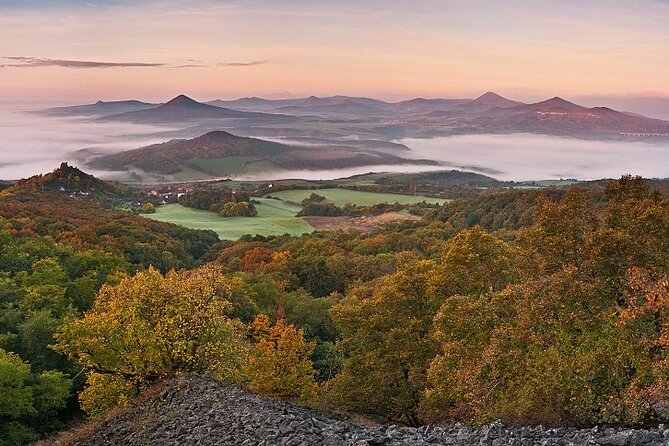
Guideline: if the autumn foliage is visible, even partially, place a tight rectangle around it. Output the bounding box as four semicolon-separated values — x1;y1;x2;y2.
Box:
246;315;317;402
4;171;669;434
54;265;249;417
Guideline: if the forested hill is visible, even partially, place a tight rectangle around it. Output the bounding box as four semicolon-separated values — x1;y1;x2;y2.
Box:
15;162;126;197
1;164;221;271
3;170;669;444
0;165;227;443
88;130;437;175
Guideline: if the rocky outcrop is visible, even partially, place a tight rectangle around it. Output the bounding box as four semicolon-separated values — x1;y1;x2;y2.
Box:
73;374;669;446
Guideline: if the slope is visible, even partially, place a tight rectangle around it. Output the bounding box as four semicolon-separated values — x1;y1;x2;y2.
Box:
59;374;664;446
88;130;438;176
98;95;282;123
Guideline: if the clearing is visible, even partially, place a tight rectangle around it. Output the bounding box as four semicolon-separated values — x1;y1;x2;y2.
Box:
146;199;314;240
304;212;420;233
267;188;450;206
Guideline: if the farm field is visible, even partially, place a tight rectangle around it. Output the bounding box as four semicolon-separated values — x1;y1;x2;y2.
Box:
146;198;314;240
268;188;450;206
168;157;286;181
188;156;286;176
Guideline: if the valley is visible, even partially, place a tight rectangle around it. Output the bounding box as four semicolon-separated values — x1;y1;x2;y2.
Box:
146;187;449;239
4;91;666;184
2;2;669;443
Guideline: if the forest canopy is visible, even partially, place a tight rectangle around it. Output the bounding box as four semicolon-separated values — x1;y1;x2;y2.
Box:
1;172;668;442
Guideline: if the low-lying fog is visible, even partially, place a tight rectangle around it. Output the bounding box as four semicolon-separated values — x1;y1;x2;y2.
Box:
0;106;176;180
0;105;667;182
400;134;669;181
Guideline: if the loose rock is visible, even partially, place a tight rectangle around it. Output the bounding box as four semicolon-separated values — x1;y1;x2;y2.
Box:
72;374;669;446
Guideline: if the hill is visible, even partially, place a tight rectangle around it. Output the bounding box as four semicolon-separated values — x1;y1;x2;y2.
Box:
374;170;500;187
88;130;438;176
53;374;665;446
1;166;220;271
38;92;669;140
36;99;158;117
14;162;126;198
468;91;523;109
482;96;669;136
209;95;389;112
98;95;282;123
396;94;669;138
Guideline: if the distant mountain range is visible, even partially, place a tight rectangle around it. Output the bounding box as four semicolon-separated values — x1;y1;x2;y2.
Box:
576;95;669;121
402;95;669;137
37;99;158;117
96;95;282;123
38;92;669;139
88;130;437;177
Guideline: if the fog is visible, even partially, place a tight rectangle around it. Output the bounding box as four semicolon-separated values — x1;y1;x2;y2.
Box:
1;104;668;182
0;105;176;180
231;164;448;182
400;134;669;181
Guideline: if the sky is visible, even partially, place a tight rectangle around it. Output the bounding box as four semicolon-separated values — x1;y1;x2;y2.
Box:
1;0;668;103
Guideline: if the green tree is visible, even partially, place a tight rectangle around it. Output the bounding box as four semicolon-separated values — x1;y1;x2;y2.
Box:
0;348;70;445
329;254;438;425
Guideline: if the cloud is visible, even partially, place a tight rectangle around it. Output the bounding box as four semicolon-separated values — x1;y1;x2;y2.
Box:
0;56;268;70
0;56;164;68
218;60;268;67
170;64;207;68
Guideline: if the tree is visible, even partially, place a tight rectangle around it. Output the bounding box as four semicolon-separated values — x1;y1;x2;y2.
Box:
141;202;156;214
424;178;669;426
54;264;249;417
246;315;317;402
0;348;70;445
329;254;439;425
430;225;520;297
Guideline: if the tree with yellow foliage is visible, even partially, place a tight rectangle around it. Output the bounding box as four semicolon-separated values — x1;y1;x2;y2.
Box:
246;314;317;402
54;264;249;417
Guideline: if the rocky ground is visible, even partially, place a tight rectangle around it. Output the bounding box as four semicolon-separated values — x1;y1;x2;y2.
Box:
69;374;669;446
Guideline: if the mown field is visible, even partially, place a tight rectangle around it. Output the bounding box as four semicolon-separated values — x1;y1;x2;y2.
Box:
188;156;285;175
147;198;314;240
147;189;449;239
169;156;286;181
268;188;450;206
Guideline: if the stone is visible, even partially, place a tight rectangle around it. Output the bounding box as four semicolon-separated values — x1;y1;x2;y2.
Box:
70;374;669;446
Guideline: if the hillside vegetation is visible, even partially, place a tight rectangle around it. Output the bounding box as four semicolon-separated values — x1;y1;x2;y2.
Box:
89;130;437;177
2;169;668;444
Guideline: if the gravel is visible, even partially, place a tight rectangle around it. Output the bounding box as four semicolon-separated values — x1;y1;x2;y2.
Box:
74;374;669;446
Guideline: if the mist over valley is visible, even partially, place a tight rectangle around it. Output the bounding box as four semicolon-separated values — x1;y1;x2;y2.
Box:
2;93;668;182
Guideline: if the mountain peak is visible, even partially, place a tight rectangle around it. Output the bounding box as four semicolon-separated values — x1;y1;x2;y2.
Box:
195;130;238;141
163;94;201;108
476;91;505;101
14;162;118;194
470;91;520;108
537;97;581;109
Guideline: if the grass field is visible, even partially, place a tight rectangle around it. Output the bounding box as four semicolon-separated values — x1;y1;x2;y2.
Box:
168;157;286;181
188;157;285;176
268;188;450;206
147;199;314;240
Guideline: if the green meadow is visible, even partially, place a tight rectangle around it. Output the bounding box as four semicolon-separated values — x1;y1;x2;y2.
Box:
147;198;314;240
147;189;448;240
267;188;450;206
168;157;286;181
187;157;285;175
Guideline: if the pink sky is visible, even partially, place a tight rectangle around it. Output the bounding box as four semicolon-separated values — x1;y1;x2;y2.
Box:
1;0;668;103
